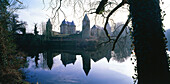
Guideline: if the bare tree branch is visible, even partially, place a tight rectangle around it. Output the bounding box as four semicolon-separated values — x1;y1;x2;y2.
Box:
98;39;114;47
52;0;62;19
83;8;96;14
103;0;127;41
112;16;131;51
60;8;66;19
16;0;23;4
96;0;108;14
42;0;46;9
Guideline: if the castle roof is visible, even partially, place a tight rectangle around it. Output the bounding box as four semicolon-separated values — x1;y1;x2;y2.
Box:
61;19;75;26
67;21;71;25
83;14;89;21
92;25;96;28
48;19;50;22
92;25;103;29
91;23;111;30
62;19;67;24
71;21;75;25
47;19;52;26
47;19;51;23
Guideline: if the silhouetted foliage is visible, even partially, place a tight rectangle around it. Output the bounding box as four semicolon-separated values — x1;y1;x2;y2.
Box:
0;23;26;83
34;24;39;35
10;14;27;34
0;0;27;83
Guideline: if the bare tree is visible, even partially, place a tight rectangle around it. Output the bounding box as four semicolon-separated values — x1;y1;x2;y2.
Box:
43;0;124;31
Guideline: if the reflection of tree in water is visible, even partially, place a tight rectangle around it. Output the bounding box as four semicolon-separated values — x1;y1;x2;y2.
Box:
112;26;132;63
113;36;131;62
35;54;39;67
25;51;59;70
92;43;112;62
47;51;53;70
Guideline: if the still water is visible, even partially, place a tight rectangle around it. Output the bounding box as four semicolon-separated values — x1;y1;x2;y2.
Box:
22;42;135;84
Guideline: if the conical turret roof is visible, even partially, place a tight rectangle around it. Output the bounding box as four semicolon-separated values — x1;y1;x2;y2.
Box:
62;19;67;24
71;21;75;25
83;67;90;76
47;19;51;24
83;14;89;21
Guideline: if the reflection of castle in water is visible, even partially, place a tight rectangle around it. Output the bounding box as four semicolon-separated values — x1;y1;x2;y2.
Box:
61;53;76;67
29;41;131;75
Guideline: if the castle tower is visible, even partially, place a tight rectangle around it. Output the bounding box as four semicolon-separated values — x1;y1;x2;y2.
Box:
46;19;52;40
82;53;91;76
70;21;76;34
82;14;90;39
60;19;68;34
61;53;76;67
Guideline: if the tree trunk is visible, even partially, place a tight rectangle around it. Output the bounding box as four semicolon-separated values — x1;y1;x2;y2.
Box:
129;0;170;83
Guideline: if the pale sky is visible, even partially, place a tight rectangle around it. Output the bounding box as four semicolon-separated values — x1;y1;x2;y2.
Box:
17;0;170;33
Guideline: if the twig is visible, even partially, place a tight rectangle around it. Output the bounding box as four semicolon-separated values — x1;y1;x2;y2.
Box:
103;1;125;41
42;0;46;9
96;0;108;14
60;9;66;19
16;0;23;4
83;8;96;14
100;0;128;41
98;39;114;47
52;0;62;19
112;16;131;51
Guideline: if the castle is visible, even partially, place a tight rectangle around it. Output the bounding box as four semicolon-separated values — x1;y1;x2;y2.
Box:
60;20;76;34
42;14;114;42
59;14;113;39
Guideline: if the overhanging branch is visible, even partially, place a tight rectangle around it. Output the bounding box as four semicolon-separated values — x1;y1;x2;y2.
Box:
16;0;23;4
52;0;62;19
112;16;131;51
103;0;128;41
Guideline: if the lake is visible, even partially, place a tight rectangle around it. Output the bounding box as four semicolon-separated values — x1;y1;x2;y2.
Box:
21;42;136;84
